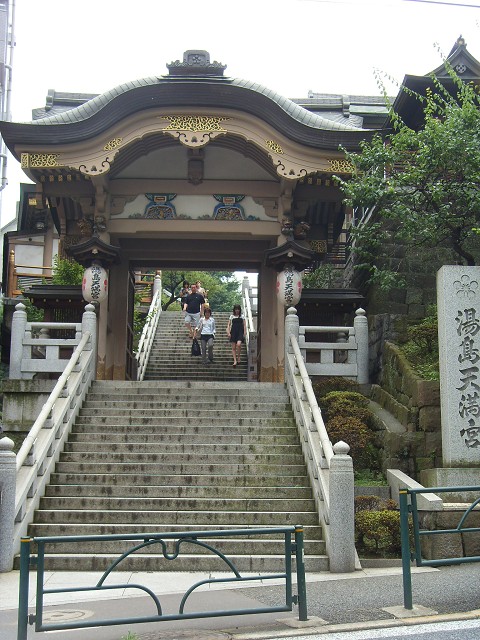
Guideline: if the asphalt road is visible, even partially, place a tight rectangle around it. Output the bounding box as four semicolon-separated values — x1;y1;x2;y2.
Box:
1;564;478;640
243;563;480;625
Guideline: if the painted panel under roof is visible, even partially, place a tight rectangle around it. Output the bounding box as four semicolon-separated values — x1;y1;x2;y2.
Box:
115;194;268;220
114;145;277;181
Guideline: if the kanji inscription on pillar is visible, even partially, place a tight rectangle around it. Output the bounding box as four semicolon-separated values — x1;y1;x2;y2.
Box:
438;266;480;465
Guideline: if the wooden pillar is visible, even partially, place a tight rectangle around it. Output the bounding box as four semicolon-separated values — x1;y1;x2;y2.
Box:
105;256;130;380
7;249;15;297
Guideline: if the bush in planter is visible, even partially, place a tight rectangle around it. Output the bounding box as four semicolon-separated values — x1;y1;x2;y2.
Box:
355;509;402;554
354;495;401;555
326;415;374;468
313;378;385;475
321;391;372;425
312;376;359;400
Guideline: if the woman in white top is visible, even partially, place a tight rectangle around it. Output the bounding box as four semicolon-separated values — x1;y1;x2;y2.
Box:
194;307;216;365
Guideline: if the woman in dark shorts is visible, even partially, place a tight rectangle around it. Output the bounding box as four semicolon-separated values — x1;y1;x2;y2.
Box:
226;304;246;367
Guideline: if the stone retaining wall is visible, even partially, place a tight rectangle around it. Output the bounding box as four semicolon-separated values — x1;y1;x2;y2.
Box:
371;341;441;477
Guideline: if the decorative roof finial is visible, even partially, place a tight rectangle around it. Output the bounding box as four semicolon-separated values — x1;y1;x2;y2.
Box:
167;50;227;77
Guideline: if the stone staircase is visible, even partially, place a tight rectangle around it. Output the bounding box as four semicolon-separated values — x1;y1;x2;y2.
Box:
27;380;328;572
144;311;249;381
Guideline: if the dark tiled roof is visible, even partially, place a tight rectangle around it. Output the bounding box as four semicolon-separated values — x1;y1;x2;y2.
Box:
27;76;369;133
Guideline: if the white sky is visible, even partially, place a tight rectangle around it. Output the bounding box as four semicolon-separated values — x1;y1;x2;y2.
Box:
1;0;479;225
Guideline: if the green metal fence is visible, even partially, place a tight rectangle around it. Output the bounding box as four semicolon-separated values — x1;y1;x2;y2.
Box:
17;525;308;639
399;485;480;609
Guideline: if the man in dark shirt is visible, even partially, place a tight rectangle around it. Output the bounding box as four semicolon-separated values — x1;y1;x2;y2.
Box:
183;284;205;339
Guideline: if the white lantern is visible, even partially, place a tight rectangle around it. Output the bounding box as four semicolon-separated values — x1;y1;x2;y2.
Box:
276;265;302;307
82;262;108;303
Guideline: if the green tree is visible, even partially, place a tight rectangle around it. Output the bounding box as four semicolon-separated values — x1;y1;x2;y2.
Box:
161;270;240;312
51;255;84;285
161;271;187;310
337;68;480;288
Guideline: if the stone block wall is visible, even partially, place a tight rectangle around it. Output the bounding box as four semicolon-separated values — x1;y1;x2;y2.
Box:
1;379;56;431
344;244;446;318
370;341;441;478
418;508;480;560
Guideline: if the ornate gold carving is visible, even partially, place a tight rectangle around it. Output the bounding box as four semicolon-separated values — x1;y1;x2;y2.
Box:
162;115;229;132
265;140;284;154
162;116;229;148
309;240;328;254
103;137;123;151
21;153;60;168
327;159;354;174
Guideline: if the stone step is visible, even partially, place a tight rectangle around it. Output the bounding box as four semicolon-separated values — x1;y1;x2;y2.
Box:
81;401;290;410
77;408;293;419
59;452;306;465
84;392;288;402
73;417;295;427
21;311;326;573
63;443;302;455
147;353;246;359
132;368;247;375
39;496;316;512
44;484;313;499
86;389;288;399
90;381;285;391
144;375;249;381
27;523;323;539
68;433;300;445
71;424;297;435
31;539;325;556
33;509;320;525
49;472;311;487
20;553;328;572
54;462;308;475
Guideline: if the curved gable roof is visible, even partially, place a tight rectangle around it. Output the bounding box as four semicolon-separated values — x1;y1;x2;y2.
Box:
0;74;374;156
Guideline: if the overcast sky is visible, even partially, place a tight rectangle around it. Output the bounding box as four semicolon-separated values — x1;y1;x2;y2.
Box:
1;0;479;225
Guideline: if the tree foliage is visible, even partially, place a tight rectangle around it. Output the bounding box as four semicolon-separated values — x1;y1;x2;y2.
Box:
161;270;241;312
51;255;84;285
337;67;480;288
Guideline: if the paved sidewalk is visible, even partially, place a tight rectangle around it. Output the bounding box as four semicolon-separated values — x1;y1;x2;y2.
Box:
1;565;479;640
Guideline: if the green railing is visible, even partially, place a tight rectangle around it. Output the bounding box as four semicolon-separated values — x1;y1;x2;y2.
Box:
17;525;307;639
399;485;480;609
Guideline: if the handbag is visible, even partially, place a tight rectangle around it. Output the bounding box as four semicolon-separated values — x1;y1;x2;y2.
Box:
191;337;201;357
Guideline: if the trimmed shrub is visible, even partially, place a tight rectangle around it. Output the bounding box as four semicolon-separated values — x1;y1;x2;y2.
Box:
355;495;398;513
354;495;382;513
326;415;374;467
321;392;372;425
322;391;370;407
355;510;402;554
312;376;359;400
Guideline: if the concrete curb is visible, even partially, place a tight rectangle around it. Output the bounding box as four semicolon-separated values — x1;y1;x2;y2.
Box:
228;609;480;639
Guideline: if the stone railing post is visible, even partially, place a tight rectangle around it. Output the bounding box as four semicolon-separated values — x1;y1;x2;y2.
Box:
285;306;299;356
354;307;369;384
10;302;28;379
0;437;16;572
152;272;162;298
241;275;250;297
82;304;97;379
329;440;355;572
